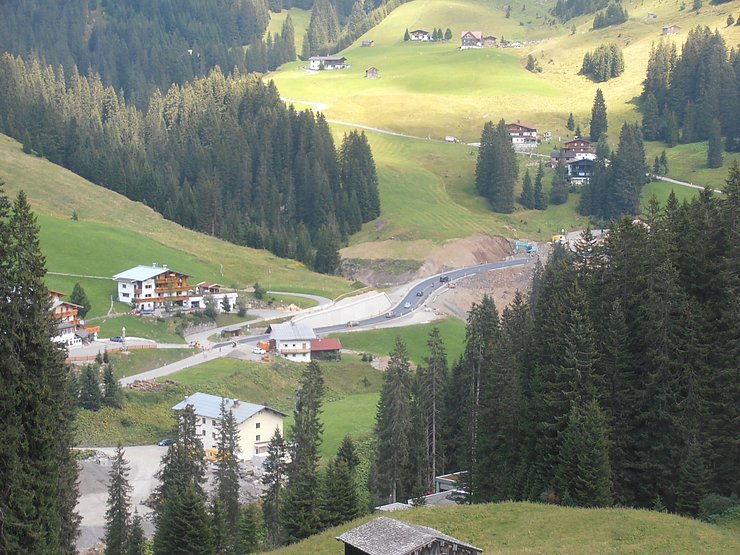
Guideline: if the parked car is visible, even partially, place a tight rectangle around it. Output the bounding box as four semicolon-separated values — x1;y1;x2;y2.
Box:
251;347;266;355
110;336;123;342
439;275;450;283
385;311;396;318
404;302;412;309
416;290;424;297
157;438;174;447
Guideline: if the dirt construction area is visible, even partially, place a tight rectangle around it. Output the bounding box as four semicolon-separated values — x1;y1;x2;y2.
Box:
77;446;267;553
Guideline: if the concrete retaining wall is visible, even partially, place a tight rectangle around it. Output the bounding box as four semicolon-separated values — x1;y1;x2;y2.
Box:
293;291;392;329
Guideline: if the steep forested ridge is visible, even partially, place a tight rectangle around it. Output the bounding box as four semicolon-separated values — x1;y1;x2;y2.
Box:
0;55;380;272
373;166;740;513
0;0;270;104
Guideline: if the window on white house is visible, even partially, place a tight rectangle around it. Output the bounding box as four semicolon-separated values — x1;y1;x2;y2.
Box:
212;432;216;439
121;284;127;289
122;293;129;298
202;418;206;424
256;435;260;441
255;422;260;429
202;430;206;436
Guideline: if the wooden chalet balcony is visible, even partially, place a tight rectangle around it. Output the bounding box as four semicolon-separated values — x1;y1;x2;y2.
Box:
279;347;310;354
154;284;190;293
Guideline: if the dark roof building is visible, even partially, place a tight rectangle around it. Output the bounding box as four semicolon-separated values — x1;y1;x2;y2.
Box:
337;517;482;555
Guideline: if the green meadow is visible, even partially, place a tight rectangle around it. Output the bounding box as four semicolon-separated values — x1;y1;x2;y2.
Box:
76;354;383;453
269;502;740;555
107;348;194;379
333;318;467;366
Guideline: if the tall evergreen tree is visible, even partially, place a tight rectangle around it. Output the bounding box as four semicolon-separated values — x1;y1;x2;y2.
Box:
321;455;360;528
590;88;608;142
102;363;121;408
0;187;80;553
215;399;242;547
707;118;723;168
549;162;570;205
104;445;132;555
641;92;660;141
153;485;214;555
567;112;575;131
236;505;262;554
520;168;535;208
79;363;103;410
372;337;413;503
70;281;91;318
127;510;145;555
261;430;287;548
282;361;325;543
475;119;518;213
533;162;548;210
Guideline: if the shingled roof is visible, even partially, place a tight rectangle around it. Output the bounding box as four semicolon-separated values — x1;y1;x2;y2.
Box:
336;516;482;555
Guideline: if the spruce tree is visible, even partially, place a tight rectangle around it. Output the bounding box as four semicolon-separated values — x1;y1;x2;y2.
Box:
321;457;360;528
520;168;535;208
261;430;287;548
127;510;145;555
282;361;325;543
153;485;214;555
372;337;413;503
102;363;121;408
707;118;723;168
475;119;517;213
104;445;132;555
533;162;548;210
79;363;103;410
70;282;92;318
0;188;80;552
590;88;608;142
641;92;660;141
215;399;241;546
236;505;262;554
404;28;410;41
567;112;575;131
549;163;570;205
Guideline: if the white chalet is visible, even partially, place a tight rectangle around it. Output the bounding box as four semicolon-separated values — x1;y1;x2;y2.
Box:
112;264;191;311
268;321;316;362
309;56;349;70
506;122;538;151
173;392;286;458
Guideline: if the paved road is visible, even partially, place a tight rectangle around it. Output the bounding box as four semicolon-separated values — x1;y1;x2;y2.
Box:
651;174;722;193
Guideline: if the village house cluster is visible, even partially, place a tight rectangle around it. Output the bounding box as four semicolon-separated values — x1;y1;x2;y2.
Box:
550;137;598;184
49;289;99;347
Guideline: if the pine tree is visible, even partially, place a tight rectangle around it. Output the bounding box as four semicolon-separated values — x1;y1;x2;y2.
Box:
236;505;262;554
533;162;547;210
590;88;608;142
127;510;145;555
707;118;723;168
0;188;80;552
550;163;570;205
153;485;214;555
215;399;241;547
575;123;583;138
372;337;413;503
282;360;325;543
520;168;535;208
641;92;660;141
567;112;575;131
445;28;453;40
404;28;410;41
104;445;132;555
79;363;103;410
70;281;92;318
556;400;613;508
102;364;121;408
475;120;518;213
261;430;287;547
321;457;360;528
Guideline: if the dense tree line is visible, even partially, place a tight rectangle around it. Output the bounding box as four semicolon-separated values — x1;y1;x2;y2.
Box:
246;14;297;73
0;0;270;105
552;0;610;22
0;55;380;273
372;167;739;515
301;0;406;58
641;28;740;153
475;120;518;213
592;2;629;29
581;44;624;82
0;185;80;553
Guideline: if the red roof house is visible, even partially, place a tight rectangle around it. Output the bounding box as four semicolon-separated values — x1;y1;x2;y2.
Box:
311;337;343;360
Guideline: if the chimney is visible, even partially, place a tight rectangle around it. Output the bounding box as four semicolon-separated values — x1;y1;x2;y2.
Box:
152;262;157;267
231;399;240;409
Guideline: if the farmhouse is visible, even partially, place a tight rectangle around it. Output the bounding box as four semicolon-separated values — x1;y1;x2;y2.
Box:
112;263;191;312
482;35;497;47
49;289;99;347
506;122;538;150
267;321;316;362
460;30;482;49
662;24;681;36
410;29;431;41
309;56;349;70
172;392;286;458
563;138;597;161
337;516;482;555
361;40;374;47
550;150;576;167
310;337;342;361
189;281;239;312
365;66;380;79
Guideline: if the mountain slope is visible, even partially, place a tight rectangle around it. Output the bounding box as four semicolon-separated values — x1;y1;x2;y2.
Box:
0;133;351;316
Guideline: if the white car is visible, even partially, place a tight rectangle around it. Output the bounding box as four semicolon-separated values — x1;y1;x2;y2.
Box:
404;302;411;309
251;347;266;355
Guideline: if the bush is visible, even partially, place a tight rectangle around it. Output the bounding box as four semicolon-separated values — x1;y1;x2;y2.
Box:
698;494;739;522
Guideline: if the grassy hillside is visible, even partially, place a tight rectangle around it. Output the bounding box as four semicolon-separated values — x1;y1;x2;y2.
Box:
269;502;740;554
0;133;352;315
